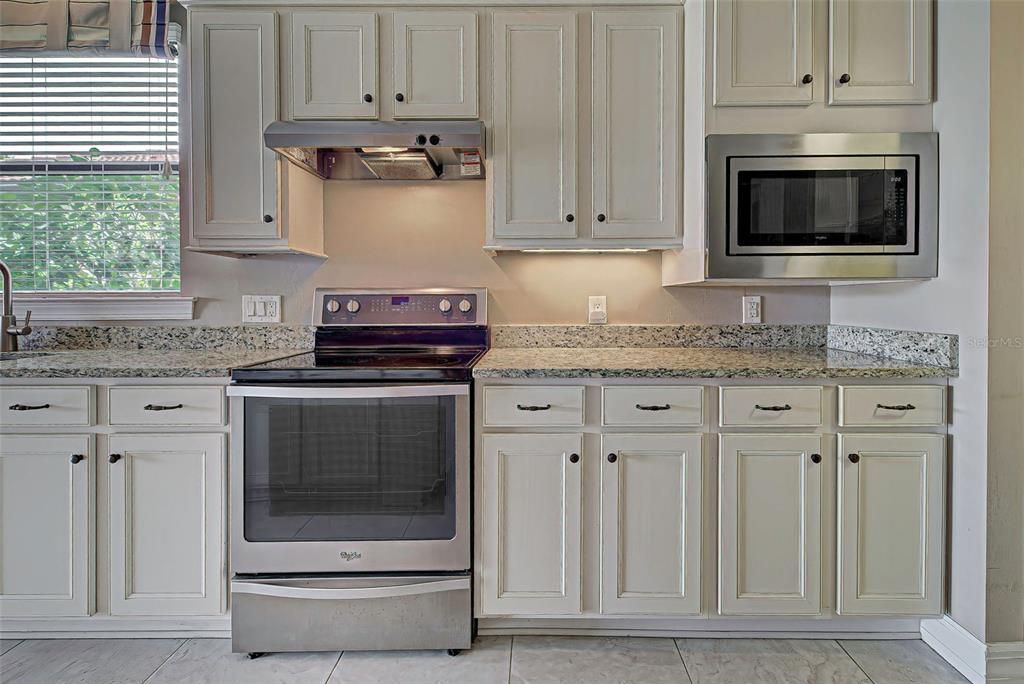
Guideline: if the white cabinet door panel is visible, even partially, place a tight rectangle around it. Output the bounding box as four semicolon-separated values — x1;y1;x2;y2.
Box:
837;433;944;615
714;0;814;106
108;434;225;616
291;12;378;119
592;11;678;239
0;435;92;617
393;11;478;118
601;434;701;615
492;12;578;239
480;433;582;615
719;433;822;615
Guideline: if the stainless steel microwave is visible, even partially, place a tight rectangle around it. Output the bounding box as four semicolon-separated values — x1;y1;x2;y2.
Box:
707;133;938;280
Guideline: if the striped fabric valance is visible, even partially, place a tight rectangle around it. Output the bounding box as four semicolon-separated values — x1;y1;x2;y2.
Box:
0;0;179;58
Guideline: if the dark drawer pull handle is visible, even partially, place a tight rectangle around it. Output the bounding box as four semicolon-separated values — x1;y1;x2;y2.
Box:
635;403;671;411
754;403;792;412
516;404;551;411
109;453;122;464
848;453;860;464
144;403;184;411
9;403;50;411
877;403;916;411
70;454;84;464
569;453;580;464
810;453;822;464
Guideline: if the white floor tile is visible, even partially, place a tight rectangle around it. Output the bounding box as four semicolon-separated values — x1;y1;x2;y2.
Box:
510;636;688;684
146;638;341;684
839;639;969;684
0;638;183;684
676;639;870;684
329;636;511;684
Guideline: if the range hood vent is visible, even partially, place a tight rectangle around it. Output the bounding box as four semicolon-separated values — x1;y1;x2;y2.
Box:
264;121;485;181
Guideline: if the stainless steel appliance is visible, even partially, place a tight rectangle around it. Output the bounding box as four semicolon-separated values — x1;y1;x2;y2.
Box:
227;288;488;656
0;260;32;352
706;133;938;280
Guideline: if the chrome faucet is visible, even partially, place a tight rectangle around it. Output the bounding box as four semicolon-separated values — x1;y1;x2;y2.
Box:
0;260;32;352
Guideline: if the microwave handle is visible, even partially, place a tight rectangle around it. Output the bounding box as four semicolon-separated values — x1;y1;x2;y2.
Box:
232;577;469;600
226;384;469;399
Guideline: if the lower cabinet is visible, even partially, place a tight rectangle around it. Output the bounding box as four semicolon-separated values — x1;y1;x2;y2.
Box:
0;435;93;617
837;433;945;616
108;433;226;616
718;434;823;615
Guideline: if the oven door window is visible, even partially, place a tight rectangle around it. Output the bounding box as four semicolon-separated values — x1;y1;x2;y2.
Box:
243;394;457;542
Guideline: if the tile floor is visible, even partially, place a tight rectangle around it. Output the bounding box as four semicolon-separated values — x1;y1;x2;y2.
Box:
0;636;968;684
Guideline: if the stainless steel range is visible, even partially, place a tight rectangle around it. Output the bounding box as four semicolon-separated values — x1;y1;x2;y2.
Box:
226;288;488;657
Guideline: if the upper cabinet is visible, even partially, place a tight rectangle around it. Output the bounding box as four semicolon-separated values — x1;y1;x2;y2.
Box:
393;11;479;119
290;12;378;119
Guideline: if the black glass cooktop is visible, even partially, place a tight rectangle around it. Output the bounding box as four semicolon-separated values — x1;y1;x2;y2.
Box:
232;347;487;383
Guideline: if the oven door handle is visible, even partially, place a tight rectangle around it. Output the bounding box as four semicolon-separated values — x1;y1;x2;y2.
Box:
231;577;469;600
226;384;469;399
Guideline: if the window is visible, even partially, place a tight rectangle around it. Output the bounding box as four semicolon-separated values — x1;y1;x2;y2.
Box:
0;56;180;293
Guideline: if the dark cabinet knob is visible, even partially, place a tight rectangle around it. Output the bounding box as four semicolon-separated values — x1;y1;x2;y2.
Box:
839;73;851;84
109;453;122;464
810;453;822;464
607;453;617;463
363;93;374;103
802;73;813;84
848;453;860;464
70;454;84;464
566;214;575;223
263;214;273;223
569;453;580;464
416;134;427;145
597;214;606;222
395;93;405;102
429;135;441;145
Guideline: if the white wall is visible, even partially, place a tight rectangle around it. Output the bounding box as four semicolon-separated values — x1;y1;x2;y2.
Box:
829;0;991;640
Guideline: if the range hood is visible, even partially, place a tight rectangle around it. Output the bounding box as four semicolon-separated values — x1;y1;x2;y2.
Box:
264;121;485;181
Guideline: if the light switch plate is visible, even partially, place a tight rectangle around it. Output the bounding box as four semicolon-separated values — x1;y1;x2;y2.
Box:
588;295;608;325
242;295;282;323
742;295;762;324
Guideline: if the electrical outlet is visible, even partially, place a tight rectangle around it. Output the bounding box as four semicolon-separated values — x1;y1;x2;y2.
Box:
242;295;282;323
588;296;608;325
742;295;762;324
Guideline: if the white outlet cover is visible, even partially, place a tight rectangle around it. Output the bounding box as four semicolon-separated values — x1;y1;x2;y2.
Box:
742;295;762;324
588;295;608;325
242;295;282;323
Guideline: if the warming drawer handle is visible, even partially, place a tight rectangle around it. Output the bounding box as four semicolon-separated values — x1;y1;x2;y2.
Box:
231;578;470;601
226;384;469;399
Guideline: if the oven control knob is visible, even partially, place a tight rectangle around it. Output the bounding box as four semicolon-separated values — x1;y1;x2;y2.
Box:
458;299;472;313
326;298;341;313
346;299;361;314
438;298;453;313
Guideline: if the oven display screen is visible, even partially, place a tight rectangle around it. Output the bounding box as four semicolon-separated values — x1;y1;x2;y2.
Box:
391;296;410;306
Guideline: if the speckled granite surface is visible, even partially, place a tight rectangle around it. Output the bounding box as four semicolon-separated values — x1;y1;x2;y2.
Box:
473;347;955;379
20;325;315;351
827;325;958;369
491;324;827;349
0;349;307;379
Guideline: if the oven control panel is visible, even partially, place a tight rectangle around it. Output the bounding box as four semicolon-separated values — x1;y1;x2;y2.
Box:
315;289;487;326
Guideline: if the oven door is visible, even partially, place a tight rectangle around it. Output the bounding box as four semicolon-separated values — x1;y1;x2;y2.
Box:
227;384;469;574
728;155;916;255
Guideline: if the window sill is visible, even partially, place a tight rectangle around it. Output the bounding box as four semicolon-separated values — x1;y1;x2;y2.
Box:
12;294;196;322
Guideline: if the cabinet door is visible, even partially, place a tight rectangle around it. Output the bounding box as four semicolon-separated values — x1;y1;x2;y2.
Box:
714;0;814;106
291;12;378;119
0;435;92;617
719;434;822;615
600;434;701;615
189;11;279;241
592;11;679;240
480;433;582;615
837;433;944;615
492;12;578;240
829;0;932;104
108;434;225;616
393;11;478;119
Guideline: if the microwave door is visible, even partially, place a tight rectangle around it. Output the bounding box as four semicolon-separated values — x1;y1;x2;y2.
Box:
883;155;917;254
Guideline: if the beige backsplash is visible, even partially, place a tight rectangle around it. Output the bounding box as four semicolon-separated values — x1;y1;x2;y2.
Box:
181;181;829;325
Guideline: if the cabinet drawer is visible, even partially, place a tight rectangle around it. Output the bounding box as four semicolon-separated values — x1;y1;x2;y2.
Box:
839;385;945;427
2;386;92;426
719;386;823;427
602;386;703;427
108;386;225;426
482;386;584;427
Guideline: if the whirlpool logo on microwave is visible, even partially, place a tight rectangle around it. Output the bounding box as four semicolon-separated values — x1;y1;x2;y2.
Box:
339;551;363;562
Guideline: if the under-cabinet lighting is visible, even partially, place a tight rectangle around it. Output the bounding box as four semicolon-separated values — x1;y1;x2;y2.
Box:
518;248;651;254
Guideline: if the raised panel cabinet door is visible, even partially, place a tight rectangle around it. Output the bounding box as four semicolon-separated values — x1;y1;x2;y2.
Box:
600;434;701;615
0;435;92;617
592;11;679;240
829;0;932;104
719;433;822;615
393;11;478;119
189;11;279;240
291;12;378;119
837;433;944;615
492;12;578;239
479;433;582;615
713;0;814;106
108;433;225;616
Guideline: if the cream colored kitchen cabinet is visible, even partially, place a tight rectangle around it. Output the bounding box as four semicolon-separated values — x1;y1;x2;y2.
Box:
0;435;92;617
837;433;944;615
713;0;814;106
719;433;822;615
829;0;932;105
479;433;582;615
107;433;225;616
393;11;478;119
600;434;702;615
290;12;378;119
591;11;679;240
491;11;578;240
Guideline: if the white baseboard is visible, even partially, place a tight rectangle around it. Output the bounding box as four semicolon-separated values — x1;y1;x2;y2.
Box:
0;615;230;640
921;615;1024;683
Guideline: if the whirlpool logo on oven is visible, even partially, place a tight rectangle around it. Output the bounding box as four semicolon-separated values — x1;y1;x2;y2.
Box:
339;551;363;562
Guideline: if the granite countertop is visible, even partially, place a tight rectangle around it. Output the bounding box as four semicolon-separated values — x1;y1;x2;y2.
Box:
472;346;956;379
0;349;308;379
